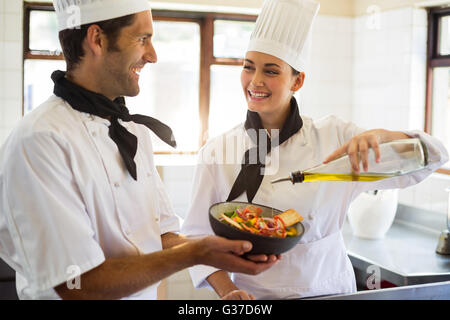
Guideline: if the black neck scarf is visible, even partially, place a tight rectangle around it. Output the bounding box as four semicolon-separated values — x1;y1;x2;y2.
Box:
51;70;176;181
227;97;303;203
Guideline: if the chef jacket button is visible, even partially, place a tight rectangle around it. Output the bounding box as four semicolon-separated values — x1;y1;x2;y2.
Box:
308;214;314;220
147;172;152;177
114;182;120;188
155;217;159;222
91;131;97;137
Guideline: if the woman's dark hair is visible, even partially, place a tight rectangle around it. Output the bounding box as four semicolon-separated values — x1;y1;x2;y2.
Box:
59;14;136;72
292;67;300;76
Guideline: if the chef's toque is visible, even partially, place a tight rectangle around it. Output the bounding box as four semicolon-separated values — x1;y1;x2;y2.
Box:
53;0;151;32
247;0;320;72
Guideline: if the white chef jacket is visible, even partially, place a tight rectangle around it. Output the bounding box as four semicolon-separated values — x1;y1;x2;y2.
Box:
0;95;180;300
182;115;448;299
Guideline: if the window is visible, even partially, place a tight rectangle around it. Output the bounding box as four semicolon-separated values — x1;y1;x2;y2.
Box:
23;2;256;153
209;19;255;139
209;65;246;138
24;3;65;114
126;20;201;152
213;19;254;59
426;7;450;173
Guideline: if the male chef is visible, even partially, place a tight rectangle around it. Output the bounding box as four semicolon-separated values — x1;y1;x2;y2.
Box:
0;0;278;300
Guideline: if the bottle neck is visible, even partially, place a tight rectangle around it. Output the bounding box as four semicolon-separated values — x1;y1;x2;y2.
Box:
291;171;305;184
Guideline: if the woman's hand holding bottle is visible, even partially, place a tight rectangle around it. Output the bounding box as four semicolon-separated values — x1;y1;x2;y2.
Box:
323;129;410;173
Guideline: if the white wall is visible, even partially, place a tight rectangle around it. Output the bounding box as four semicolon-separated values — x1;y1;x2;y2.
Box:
351;7;450;214
352;7;427;131
300;15;354;121
0;0;23;143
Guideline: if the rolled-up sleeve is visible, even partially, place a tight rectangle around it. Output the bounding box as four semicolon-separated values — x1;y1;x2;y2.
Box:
0;132;105;293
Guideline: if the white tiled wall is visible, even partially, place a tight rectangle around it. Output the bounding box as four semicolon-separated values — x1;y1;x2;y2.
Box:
350;7;450;213
157;165;196;219
352;7;424;131
0;0;23;144
299;15;354;121
398;172;450;214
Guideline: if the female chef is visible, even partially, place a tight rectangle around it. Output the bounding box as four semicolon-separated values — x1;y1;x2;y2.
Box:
181;0;449;300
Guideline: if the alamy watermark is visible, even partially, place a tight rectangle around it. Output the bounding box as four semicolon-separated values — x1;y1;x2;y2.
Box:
199;129;280;176
54;2;81;30
65;5;81;30
366;5;381;30
66;265;81;290
366;265;381;290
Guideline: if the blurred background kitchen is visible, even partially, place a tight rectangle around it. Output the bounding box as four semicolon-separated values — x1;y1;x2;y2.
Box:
0;0;449;299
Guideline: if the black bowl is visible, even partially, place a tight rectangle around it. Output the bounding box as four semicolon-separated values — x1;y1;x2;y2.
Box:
209;201;305;255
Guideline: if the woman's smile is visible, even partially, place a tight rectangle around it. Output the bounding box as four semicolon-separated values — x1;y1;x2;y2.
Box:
247;89;272;101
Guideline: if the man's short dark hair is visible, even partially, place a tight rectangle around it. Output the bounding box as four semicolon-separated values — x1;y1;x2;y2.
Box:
59;14;136;72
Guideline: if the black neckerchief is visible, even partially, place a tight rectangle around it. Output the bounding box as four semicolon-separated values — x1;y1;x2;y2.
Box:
51;70;176;181
227;97;303;203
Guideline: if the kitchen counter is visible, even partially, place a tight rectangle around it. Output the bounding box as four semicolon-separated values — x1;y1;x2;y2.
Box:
342;216;450;287
309;280;450;300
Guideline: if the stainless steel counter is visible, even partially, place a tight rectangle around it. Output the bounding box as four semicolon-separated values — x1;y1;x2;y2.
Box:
342;217;450;287
309;280;450;300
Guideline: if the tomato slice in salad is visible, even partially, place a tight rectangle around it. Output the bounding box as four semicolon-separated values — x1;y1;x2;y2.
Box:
219;205;291;238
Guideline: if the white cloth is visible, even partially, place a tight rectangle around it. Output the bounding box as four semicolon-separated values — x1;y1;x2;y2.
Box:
182;115;448;299
247;0;320;72
0;95;180;300
53;0;151;31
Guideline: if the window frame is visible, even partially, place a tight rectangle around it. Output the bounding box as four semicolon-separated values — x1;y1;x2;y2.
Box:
24;2;64;60
425;7;450;174
23;2;256;154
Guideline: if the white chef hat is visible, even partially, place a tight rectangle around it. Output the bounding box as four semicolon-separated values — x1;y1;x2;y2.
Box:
247;0;320;72
53;0;151;32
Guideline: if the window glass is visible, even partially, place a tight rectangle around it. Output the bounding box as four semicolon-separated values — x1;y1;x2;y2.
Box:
439;16;450;55
126;21;200;152
431;67;450;166
208;65;247;139
24;59;66;113
29;10;61;53
213;20;254;58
